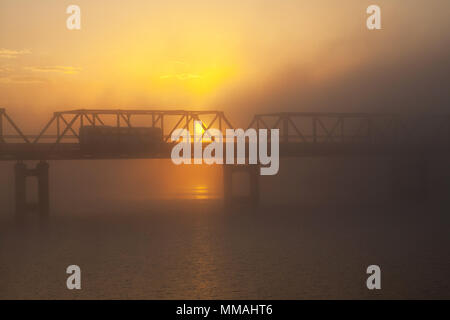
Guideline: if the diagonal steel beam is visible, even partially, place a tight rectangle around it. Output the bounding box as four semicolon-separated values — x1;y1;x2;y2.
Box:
288;118;307;143
60;115;79;138
3;112;30;143
33;115;56;143
54;114;80;145
165;115;186;142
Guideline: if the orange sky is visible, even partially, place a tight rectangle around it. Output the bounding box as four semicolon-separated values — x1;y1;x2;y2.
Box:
1;0;449;127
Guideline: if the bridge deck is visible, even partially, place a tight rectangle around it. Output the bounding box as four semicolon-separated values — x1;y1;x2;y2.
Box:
1;142;448;161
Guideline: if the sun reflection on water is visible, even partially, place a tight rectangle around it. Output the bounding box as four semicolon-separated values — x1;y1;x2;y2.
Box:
191;185;217;200
168;184;220;200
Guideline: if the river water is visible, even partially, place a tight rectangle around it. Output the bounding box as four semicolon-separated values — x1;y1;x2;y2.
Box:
0;159;449;299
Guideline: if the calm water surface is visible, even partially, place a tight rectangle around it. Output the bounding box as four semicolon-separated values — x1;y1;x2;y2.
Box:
0;160;449;299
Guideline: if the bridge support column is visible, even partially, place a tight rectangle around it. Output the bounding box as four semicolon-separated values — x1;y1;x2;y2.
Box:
223;164;260;209
391;157;429;205
37;161;50;217
14;162;27;219
416;157;429;203
14;161;50;219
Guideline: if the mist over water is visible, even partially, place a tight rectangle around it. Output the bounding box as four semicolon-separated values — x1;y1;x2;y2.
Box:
1;159;450;299
2;158;450;216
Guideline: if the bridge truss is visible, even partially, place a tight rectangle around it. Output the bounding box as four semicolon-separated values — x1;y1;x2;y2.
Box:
0;109;234;145
1;108;450;160
248;112;450;145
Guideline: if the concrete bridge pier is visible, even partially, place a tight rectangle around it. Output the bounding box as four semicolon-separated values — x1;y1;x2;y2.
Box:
391;156;429;205
36;161;50;217
14;161;50;219
416;157;429;203
14;162;27;219
223;164;260;209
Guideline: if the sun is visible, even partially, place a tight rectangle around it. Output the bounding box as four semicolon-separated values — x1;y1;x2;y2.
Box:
194;121;212;142
194;121;205;137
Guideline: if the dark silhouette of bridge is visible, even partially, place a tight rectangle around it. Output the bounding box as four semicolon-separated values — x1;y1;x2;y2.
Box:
1;108;449;218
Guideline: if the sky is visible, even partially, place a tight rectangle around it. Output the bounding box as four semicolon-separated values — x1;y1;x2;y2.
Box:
1;0;449;128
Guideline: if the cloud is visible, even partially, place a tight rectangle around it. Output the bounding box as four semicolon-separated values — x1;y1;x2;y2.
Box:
160;73;202;80
0;75;47;85
25;66;81;75
160;61;203;80
0;63;80;86
0;66;13;74
0;49;31;59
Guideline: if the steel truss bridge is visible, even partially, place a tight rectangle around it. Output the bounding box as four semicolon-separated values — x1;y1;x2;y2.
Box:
1;107;449;216
1;108;450;160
